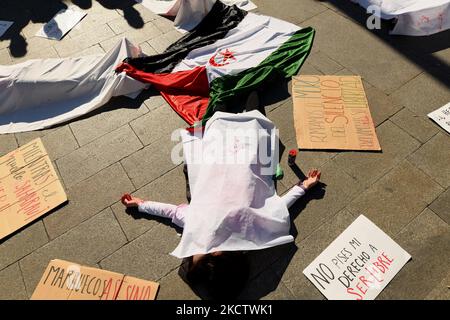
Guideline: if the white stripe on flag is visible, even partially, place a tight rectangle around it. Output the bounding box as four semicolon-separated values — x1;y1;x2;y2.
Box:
172;13;300;83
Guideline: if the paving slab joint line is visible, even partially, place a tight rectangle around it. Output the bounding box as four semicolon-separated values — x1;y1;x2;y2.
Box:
389;70;425;96
110;203;133;243
156;263;183;282
395;206;449;240
405;158;448;191
297;7;330;25
128;121;147;152
17;261;30;298
67;124;81;149
119;160;139;191
96;221;161;266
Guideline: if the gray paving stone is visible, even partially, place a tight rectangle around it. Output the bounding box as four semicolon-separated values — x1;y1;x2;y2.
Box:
67;5;119;39
347;161;444;237
303;10;422;94
139;42;158;56
425;271;450;300
59;44;105;58
290;159;363;243
56;124;142;188
378;208;450;299
121;134;181;188
112;165;187;241
69;97;148;146
0;134;17;155
44;163;134;239
0;263;28;300
100;22;162;52
429;188;450;225
307;50;344;75
126;3;159;23
19;208;127;295
130;104;187;146
152;17;176;34
13;127;56;145
334;120;420;188
253;0;328;24
408;133;450;188
278;138;335;189
21;22;45;39
268;99;296;142
0;48;11;65
100;223;181;282
54;24;116;57
274;209;356;299
365;86;403;126
157;268;200;300
108;17;162;44
392;72;450;116
10;46;59;64
0;39;9;51
148;33;173;54
333;68;373;88
238;267;295;300
0;221;48;271
16;126;78;161
391;108;440;144
143;94;166;112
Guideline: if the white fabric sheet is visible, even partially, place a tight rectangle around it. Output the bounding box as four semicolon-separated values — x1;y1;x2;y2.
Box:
172;110;294;258
137;0;257;32
0;38;148;134
351;0;450;35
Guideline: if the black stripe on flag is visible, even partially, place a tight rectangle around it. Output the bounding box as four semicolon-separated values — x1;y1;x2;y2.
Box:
123;0;247;74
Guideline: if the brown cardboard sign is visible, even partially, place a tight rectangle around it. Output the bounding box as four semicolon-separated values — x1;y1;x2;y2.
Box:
0;139;67;240
292;75;381;151
31;259;160;300
116;275;159;300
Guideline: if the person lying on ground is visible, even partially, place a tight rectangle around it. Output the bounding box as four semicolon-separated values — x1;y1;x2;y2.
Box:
121;169;321;299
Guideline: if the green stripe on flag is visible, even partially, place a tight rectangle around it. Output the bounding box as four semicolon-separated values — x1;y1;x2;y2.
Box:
202;26;315;125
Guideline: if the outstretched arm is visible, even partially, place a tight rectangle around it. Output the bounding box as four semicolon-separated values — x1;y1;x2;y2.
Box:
281;168;321;209
121;194;188;228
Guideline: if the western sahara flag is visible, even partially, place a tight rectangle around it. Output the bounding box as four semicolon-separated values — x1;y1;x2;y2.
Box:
116;1;315;126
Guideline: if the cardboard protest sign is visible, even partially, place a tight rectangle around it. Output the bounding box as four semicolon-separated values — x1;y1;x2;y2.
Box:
0;139;67;240
31;259;160;300
0;21;13;37
292;75;381;151
428;102;450;134
36;6;86;40
116;275;159;300
303;215;411;300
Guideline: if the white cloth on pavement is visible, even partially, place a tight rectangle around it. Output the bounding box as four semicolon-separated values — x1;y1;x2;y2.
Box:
0;38;147;133
351;0;450;35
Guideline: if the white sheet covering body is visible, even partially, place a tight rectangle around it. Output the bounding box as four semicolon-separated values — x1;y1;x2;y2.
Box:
0;38;148;134
137;0;257;32
171;110;294;258
351;0;450;35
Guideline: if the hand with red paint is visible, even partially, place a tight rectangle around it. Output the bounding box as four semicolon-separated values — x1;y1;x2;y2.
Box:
299;168;321;190
121;193;144;208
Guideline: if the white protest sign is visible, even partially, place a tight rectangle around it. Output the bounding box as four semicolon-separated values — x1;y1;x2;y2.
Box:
303;215;411;300
428;102;450;134
36;6;86;40
0;21;13;37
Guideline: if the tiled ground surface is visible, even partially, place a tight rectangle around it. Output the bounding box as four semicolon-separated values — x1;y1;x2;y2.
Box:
0;0;449;300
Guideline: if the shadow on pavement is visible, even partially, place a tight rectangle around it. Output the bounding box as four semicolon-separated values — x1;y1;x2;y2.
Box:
321;0;450;88
0;0;144;58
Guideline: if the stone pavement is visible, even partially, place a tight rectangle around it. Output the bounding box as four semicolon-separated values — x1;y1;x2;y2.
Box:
0;0;449;300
